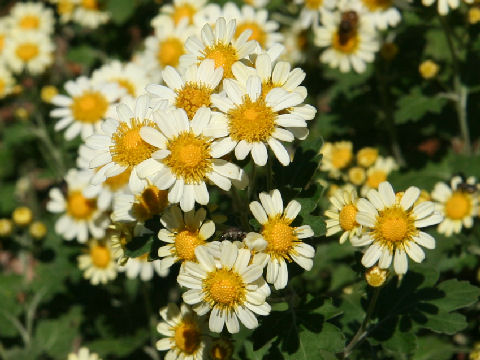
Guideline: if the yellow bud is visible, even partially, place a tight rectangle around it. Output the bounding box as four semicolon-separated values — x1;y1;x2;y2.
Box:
0;218;13;237
470;349;480;360
469;8;480;24
380;42;398;61
357;147;378;168
210;338;234;360
12;206;33;226
419;60;439;79
41;85;58;103
365;266;388;287
15;107;29;120
29;221;47;239
348;167;366;186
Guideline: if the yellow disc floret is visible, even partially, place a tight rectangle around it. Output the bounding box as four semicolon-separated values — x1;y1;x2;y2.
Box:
332;31;359;54
19;15;40;30
175;230;205;261
164;132;212;184
172;3;196;25
204;268;246;308
71;91;108;124
374;207;416;247
15;43;39;61
114;78;136;96
103;169;131;191
236;22;267;48
262;216;298;260
339;204;358;231
305;0;324;10
331;145;353;170
201;43;238;79
445;191;471;220
158;38;184;68
110;118;157;168
367;170;387;189
174;320;201;354
365;266;388;287
357;147;378;167
67;191;97;220
228;96;276;143
175;83;213;120
12;206;33;226
90;244;111;268
132;185;169;222
361;0;393;11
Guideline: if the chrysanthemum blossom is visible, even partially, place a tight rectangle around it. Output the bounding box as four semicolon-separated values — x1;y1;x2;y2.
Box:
85;95;162;192
147;59;223;119
180;17;258;80
353;181;443;274
67;347;101;360
207;75;308;166
78;239;118;285
9;2;55;34
325;187;363;244
422;0;474;16
246;189;315;289
72;0;110;29
178;241;271;333
359;0;401;30
156;302;209;360
119;253;167;281
319;141;354;178
51;76;123;140
431;176;478;236
136;107;242;212
295;0;335;29
47;169;110;243
158;206;218;272
158;0;208;26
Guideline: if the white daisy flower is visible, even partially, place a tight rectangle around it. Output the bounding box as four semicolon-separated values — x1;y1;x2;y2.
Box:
3;31;54;75
78;239;118;285
136;107;242;212
295;0;336;29
68;347;101;360
84;95;162;191
50;76;123;140
319;141;353;178
159;0;208;26
147;59;223;119
9;2;55;34
0;65;15;99
178;241;271;333
314;8;379;73
362;156;398;194
156;302;209;360
356;146;379;168
0;18;10;63
325;187;363;244
144;16;196;82
279;22;308;65
111;179;169;224
221;3;283;50
91;60;150;100
48;0;79;23
422;0;474;16
180;17;258;79
353;181;443;274
120;253;167;281
431;176;478;236
359;0;402;30
47;169;110;243
193;3;223;29
246;189;315;290
157;206;218;272
72;0;110;29
207;74;309;166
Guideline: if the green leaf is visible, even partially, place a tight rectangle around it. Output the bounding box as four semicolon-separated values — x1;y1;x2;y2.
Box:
66;45;98;67
394;87;447;125
422;312;467;335
107;0;136;24
412;336;455;360
88;329;149;357
124;233;155;258
430;279;480;312
382;328;417;355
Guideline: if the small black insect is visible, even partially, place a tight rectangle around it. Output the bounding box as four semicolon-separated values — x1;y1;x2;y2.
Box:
220;227;248;242
457;182;478;194
338;11;359;46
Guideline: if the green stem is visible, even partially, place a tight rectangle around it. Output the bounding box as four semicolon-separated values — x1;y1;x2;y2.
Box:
343;287;381;358
266;157;273;191
141;283;158;356
440;16;471;155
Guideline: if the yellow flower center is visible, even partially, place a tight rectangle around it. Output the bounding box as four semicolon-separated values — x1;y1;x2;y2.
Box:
204;268;246;308
81;0;98;10
157;37;185;68
357;147;378;167
228;96;276;143
445;191;471;220
0;79;5;96
175;230;205;261
90;244;111;268
164;132;212;184
367;170;387;189
132;185;169;222
12;206;33;226
361;0;392;11
374;207;415;246
137;252;149;262
0;35;5;52
236;21;267;48
19;15;40;30
110;118;157;168
332;30;359;54
114;78;136;96
172;3;196;25
331;147;353;169
305;0;324;10
262;216;298;259
174;321;201;354
15;43;39;61
339;204;357;231
210;341;233;360
175;82;213;120
103;168;131;191
58;0;75;15
67;191;97;220
348;167;366;186
365;266;388;287
71;91;108;124
201;43;238;79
